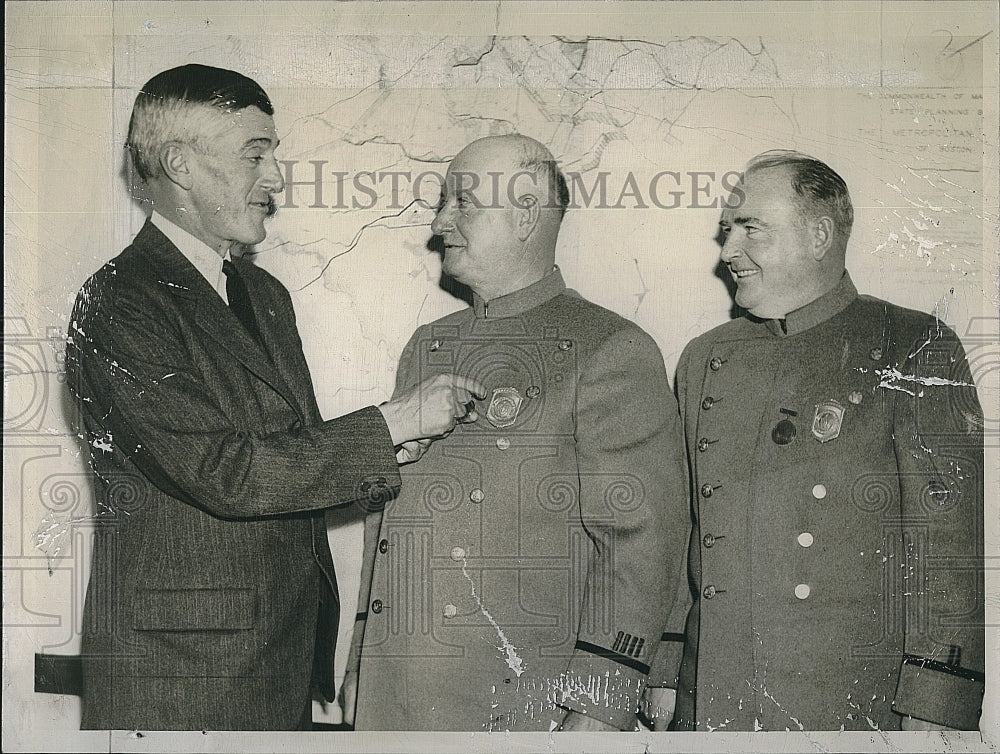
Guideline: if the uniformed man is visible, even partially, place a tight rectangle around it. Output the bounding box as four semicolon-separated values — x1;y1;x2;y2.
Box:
340;134;690;731
643;150;985;731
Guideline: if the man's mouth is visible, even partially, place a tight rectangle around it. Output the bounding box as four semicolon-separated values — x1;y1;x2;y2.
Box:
250;198;277;216
731;268;759;279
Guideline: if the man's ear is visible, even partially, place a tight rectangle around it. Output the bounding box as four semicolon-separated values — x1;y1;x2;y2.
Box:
515;194;540;241
159;142;194;191
811;215;834;261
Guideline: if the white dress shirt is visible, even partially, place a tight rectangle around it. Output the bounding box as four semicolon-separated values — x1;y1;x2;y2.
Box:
150;211;231;303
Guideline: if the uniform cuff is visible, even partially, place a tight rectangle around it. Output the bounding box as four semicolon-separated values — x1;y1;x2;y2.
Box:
645;632;685;688
892;655;985;730
559;641;650;729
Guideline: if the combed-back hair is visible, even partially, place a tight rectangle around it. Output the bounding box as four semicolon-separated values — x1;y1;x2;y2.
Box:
127;64;273;182
746;150;854;239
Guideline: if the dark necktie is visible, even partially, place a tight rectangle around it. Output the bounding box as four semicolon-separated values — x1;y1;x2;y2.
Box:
222;259;264;346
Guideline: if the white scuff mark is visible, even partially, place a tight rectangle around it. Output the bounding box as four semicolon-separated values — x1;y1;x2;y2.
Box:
460;559;525;676
161;373;176;380
91;431;113;452
876;365;974;396
885;183;944;212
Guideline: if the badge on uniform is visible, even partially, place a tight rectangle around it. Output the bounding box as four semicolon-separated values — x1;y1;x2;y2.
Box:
811;399;845;443
486;387;523;428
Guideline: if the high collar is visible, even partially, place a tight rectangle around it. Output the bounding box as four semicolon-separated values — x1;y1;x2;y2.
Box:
764;272;858;337
471;267;566;319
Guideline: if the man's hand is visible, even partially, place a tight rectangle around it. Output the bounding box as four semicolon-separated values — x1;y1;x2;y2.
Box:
338;669;358;727
557;709;620;731
378;374;486;445
396;438;433;465
900;715;957;731
639;687;676;731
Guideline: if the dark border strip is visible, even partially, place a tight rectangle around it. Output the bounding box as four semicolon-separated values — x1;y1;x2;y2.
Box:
902;654;985;683
575;640;650;675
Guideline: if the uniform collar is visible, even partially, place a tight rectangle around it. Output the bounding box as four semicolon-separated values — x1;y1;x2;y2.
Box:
472;267;566;319
765;271;858;337
150;211;231;303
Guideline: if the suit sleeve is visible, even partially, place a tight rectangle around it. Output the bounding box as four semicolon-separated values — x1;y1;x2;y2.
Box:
646;342;696;689
889;321;985;729
558;325;690;729
66;272;400;520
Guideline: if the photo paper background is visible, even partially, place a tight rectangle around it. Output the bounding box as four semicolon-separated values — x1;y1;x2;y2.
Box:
4;1;998;751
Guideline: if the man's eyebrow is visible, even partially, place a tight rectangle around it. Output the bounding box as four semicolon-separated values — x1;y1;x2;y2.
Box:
242;137;279;149
728;215;765;226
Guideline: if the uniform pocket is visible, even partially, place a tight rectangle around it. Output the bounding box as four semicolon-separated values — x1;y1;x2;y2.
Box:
132;588;257;631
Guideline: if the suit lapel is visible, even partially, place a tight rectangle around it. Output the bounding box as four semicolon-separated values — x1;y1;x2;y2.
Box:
136;220;306;422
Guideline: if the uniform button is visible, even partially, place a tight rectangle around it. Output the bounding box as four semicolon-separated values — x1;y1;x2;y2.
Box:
469;488;485;504
702;534;716;548
797;532;814;548
869;347;883;361
360;481;372;492
700;483;715;499
495;437;510;450
697;438;710;452
443;603;458;619
371;599;383;614
794;584;811;600
450;546;466;561
848;390;863;405
812;484;827;500
526;386;540;398
702;397;715;410
558;340;573;351
378;538;389;554
703;585;717;599
429;339;441;351
710;357;723;371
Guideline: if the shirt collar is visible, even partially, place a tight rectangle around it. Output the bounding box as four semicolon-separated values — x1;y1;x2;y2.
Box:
472;267;566;319
149;211;231;303
765;271;858;337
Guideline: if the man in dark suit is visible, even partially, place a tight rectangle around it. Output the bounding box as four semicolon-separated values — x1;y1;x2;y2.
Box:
643;151;984;731
65;64;482;731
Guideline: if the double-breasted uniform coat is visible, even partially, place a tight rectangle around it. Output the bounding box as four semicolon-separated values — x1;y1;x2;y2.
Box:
651;273;984;730
349;270;689;731
65;220;400;729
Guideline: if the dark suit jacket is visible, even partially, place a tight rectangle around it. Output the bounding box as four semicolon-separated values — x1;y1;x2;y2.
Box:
65;220;400;730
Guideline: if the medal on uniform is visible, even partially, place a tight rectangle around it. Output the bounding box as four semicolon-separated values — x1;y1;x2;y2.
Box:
811;399;845;443
486;387;523;428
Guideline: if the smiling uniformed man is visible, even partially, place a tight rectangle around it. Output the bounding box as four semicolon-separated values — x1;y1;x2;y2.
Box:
643;151;985;731
341;135;689;731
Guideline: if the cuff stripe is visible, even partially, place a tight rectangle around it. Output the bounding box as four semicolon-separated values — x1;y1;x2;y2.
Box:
902;654;985;683
661;632;685;643
355;612;368;622
575;640;650;675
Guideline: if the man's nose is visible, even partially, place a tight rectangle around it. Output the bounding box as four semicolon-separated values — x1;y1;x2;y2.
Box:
263;155;285;194
431;203;454;235
719;233;741;263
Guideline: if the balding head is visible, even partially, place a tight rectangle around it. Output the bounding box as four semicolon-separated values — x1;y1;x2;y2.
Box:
431;135;568;301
